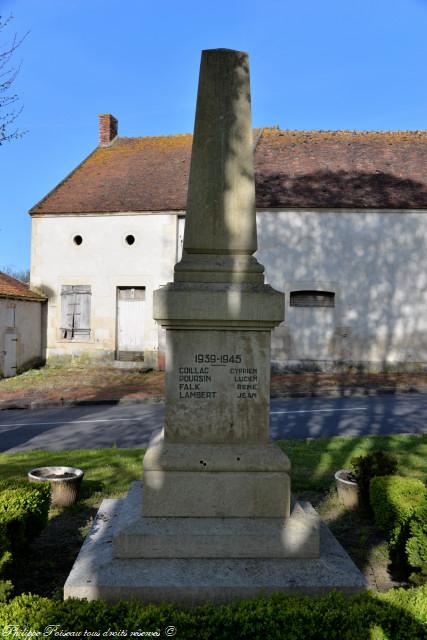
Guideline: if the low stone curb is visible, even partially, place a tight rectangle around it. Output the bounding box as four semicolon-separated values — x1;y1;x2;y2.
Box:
0;396;165;411
0;386;424;411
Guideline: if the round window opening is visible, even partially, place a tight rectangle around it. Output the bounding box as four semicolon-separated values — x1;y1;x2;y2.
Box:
73;235;83;246
125;234;135;245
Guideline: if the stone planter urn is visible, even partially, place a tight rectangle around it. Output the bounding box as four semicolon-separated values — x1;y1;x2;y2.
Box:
28;466;84;507
334;469;360;509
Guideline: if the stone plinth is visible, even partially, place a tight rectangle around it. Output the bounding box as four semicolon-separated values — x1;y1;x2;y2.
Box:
114;482;317;558
142;443;290;518
64;483;367;603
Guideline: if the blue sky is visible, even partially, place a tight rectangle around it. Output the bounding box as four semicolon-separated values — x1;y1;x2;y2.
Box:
1;0;427;271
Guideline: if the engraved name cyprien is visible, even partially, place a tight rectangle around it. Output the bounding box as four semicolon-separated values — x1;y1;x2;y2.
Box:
178;353;259;400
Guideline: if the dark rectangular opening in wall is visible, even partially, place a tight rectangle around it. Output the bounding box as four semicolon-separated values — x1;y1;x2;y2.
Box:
290;290;335;307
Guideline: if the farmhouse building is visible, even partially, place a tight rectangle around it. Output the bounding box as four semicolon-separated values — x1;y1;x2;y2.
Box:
0;272;45;377
29;114;427;371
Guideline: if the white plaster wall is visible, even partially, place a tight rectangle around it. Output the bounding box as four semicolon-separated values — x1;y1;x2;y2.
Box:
31;209;427;369
256;209;427;368
30;212;179;364
0;298;43;376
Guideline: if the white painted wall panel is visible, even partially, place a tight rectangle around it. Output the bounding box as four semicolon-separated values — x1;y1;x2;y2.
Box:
256;209;427;367
31;208;427;369
0;299;43;377
31;212;178;365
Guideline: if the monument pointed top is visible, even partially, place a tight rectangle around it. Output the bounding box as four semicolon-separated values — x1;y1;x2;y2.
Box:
174;47;264;284
201;47;249;55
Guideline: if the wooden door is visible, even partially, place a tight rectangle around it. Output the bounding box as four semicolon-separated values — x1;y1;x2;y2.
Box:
3;333;17;377
117;288;145;361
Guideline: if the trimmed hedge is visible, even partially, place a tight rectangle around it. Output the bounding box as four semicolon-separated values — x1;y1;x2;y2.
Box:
370;475;425;536
0;482;51;601
406;493;427;585
0;520;12;602
0;483;51;553
370;475;427;583
0;587;426;639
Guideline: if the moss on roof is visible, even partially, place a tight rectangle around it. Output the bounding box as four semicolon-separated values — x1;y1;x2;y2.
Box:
30;128;427;214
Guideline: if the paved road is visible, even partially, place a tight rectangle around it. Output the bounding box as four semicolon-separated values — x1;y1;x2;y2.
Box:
0;393;426;452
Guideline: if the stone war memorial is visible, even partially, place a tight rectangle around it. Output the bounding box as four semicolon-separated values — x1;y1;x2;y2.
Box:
64;48;366;603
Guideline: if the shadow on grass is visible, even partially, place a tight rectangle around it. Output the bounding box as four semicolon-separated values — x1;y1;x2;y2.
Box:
279;434;427;495
8;502;98;599
323;496;411;588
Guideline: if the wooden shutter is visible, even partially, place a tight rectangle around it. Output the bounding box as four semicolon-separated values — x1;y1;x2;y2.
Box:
60;285;91;339
61;286;74;338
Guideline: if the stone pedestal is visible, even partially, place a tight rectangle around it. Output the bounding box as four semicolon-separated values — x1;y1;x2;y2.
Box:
64;483;367;603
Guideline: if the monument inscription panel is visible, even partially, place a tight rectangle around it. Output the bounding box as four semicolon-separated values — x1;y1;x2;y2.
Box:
165;330;270;444
178;357;258;400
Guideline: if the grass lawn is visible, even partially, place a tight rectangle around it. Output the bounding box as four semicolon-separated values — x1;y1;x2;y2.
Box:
279;433;427;491
0;434;426;598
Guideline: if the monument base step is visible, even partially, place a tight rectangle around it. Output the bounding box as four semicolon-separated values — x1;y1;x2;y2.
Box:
113;482;319;558
64;484;367;604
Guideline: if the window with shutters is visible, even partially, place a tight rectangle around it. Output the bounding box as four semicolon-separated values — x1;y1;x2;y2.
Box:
290;290;335;307
60;285;92;340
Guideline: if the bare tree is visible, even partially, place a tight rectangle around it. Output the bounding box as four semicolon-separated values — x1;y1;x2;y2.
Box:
1;265;30;284
0;14;28;145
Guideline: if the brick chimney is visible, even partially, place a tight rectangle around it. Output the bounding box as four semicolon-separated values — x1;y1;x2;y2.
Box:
98;114;118;146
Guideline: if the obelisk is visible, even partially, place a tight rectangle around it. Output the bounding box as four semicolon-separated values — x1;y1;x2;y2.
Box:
143;49;292;523
65;49;367;603
114;49;318;556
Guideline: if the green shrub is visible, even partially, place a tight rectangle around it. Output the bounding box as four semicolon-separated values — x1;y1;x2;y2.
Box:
0;578;12;604
0;521;12;603
370;476;426;531
0;587;426;640
350;451;398;503
0;482;50;601
370;475;427;567
0;479;33;491
406;493;427;585
0;484;50;552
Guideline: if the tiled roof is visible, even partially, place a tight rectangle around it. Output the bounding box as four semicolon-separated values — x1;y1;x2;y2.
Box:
255;129;427;209
30;128;427;214
0;272;45;301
